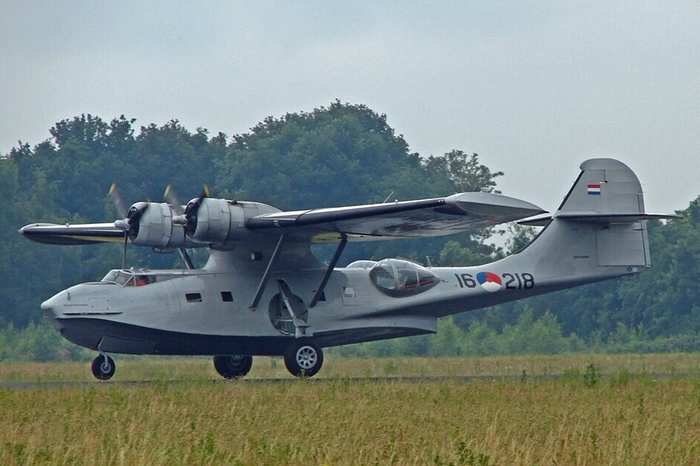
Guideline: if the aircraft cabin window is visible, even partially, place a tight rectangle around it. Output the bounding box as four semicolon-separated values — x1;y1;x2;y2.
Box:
369;259;439;298
185;293;202;303
221;291;233;302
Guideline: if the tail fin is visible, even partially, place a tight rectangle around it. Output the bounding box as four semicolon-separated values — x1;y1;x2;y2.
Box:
515;159;677;285
557;158;653;267
557;158;646;217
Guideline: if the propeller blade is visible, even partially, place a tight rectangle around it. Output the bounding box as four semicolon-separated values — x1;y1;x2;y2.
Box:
163;184;184;215
108;183;128;218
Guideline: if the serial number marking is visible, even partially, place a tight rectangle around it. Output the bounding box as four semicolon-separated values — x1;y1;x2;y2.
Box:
454;272;535;291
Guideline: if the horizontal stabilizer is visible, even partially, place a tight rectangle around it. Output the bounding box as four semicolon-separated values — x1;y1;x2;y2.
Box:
519;212;680;226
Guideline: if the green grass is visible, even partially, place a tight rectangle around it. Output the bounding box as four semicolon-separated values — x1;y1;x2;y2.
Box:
1;354;699;464
1;353;699;382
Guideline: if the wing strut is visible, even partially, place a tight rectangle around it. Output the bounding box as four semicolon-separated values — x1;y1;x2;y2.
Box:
309;234;348;308
178;248;195;270
249;234;286;310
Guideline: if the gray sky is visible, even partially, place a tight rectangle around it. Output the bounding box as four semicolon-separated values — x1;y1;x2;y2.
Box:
1;1;698;214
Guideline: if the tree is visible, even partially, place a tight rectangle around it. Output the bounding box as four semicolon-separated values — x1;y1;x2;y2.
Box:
215;101;428;209
422;150;503;195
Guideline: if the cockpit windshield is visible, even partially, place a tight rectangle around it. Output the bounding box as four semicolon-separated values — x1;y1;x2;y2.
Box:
102;270;134;285
369;259;439;297
101;270;155;287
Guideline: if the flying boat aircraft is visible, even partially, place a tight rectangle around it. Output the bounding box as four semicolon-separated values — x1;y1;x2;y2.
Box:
20;159;676;379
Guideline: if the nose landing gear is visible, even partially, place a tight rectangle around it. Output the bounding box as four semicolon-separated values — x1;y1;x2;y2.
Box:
91;353;116;380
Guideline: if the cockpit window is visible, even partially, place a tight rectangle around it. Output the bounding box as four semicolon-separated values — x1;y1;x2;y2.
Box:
369;259;439;297
101;270;154;286
102;270;134;286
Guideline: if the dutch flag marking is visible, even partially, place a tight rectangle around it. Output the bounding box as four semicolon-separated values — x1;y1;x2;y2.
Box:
587;184;601;195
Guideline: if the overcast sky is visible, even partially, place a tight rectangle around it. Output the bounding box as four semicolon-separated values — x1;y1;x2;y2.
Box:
1;2;698;214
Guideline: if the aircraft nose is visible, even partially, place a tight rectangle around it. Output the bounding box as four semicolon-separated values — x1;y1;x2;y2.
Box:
41;297;53;311
41;294;61;316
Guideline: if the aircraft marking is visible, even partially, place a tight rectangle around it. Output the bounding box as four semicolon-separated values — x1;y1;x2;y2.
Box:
476;272;502;292
455;272;535;291
587;184;602;195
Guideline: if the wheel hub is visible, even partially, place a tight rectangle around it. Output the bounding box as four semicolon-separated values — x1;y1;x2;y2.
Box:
296;346;317;369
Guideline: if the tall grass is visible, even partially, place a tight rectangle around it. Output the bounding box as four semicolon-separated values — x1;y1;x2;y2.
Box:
1;355;699;464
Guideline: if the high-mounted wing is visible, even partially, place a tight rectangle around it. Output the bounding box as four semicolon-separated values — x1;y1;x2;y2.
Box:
20;192;545;249
246;192;546;242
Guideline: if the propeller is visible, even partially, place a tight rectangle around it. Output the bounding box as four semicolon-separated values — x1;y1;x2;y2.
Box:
166;184;209;270
171;185;209;236
108;183;209;269
110;183;151;269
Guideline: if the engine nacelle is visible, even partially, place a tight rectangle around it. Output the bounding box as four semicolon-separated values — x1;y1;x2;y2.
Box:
129;203;188;248
187;198;280;246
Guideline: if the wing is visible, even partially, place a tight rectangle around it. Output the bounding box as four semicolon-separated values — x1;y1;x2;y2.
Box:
19;223;126;245
247;192;546;243
20;192;545;248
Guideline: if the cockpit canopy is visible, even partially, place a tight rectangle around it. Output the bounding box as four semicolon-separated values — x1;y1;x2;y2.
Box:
368;259;439;297
101;269;181;287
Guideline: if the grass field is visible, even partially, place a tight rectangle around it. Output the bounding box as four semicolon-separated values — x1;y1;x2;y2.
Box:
1;354;699;464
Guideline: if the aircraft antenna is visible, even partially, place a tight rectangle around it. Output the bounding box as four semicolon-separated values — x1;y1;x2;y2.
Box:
382;191;394;203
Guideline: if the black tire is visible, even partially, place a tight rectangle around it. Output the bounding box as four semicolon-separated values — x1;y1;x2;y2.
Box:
213;355;253;379
91;354;116;380
284;340;323;378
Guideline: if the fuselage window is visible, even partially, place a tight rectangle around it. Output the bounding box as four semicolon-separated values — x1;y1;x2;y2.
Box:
185;293;202;303
221;291;233;302
369;259;439;298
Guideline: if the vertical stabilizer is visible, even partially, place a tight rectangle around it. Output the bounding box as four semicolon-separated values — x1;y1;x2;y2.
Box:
556;158;646;217
511;159;676;290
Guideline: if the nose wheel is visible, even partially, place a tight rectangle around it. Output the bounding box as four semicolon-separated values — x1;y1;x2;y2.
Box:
91;354;116;380
284;340;323;377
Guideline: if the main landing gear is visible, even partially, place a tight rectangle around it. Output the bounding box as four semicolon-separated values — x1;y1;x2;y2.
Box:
91;353;116;380
284;339;324;378
213;340;325;379
213;355;253;379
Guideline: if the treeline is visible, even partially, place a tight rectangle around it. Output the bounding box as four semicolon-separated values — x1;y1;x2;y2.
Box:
334;312;700;359
3;312;700;363
1;101;698;360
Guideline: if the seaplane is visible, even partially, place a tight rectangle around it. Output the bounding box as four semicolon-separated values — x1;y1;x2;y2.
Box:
20;158;675;379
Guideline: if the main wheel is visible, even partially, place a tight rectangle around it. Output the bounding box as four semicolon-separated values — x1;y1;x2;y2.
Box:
213;355;253;379
91;354;116;380
284;340;323;377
